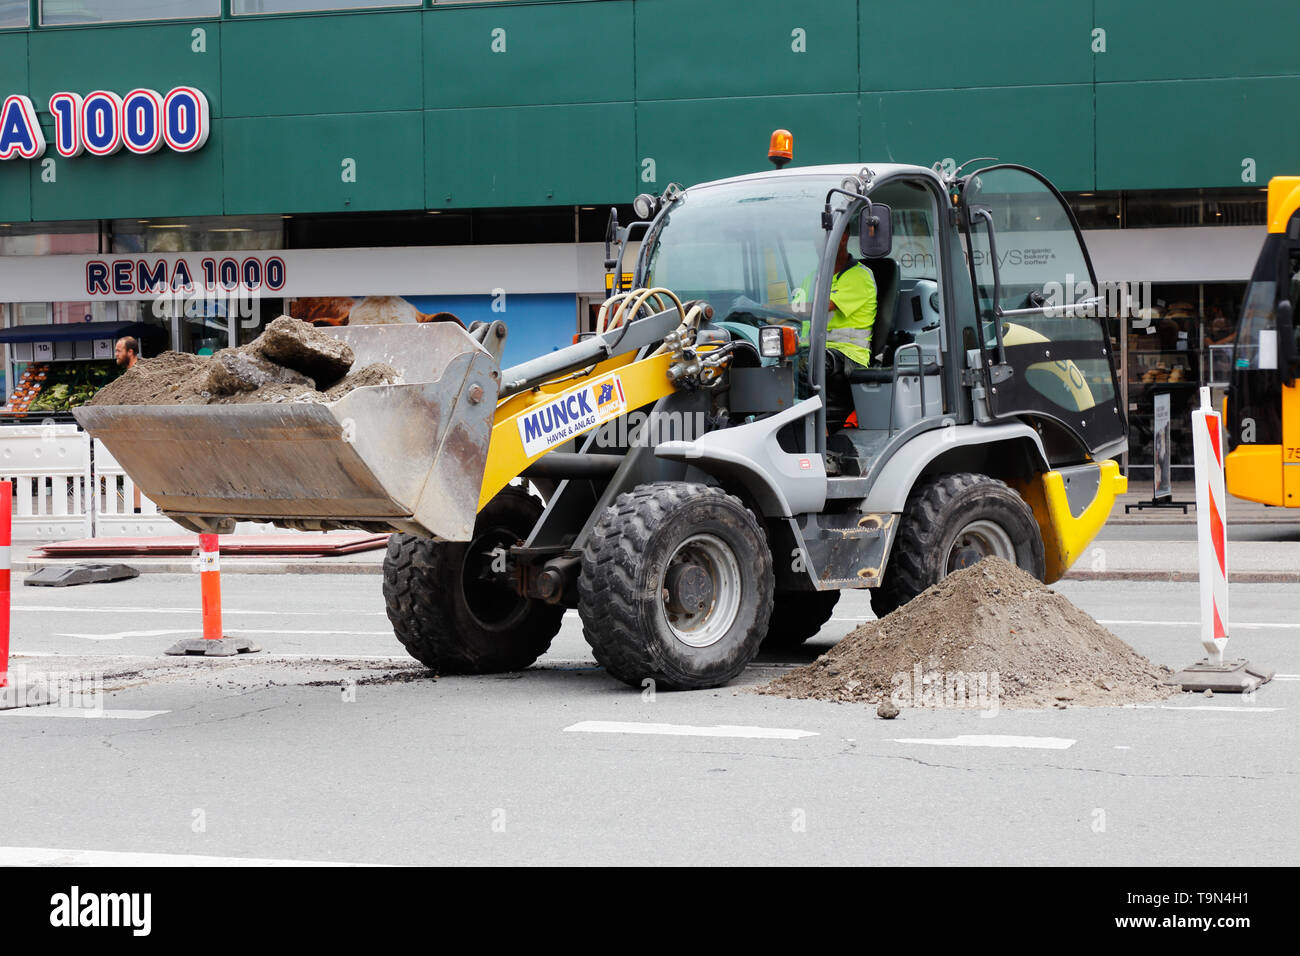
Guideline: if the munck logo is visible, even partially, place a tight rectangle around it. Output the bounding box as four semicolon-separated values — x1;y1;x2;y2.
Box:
517;373;627;458
49;886;151;937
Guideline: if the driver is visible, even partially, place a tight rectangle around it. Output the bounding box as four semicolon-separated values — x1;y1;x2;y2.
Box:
796;229;878;415
815;228;878;371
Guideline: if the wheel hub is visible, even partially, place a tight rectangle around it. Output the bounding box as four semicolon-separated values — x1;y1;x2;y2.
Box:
945;519;1017;575
660;533;742;649
461;528;529;629
665;563;712;614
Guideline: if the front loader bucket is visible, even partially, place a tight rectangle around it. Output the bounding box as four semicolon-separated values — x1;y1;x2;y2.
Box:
74;323;501;541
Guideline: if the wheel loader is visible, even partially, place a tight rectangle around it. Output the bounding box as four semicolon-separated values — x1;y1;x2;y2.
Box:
76;143;1129;690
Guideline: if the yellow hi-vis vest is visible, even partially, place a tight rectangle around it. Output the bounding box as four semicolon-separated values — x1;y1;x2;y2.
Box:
800;261;878;368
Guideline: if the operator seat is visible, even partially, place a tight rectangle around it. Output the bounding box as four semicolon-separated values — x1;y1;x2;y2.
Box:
862;256;898;365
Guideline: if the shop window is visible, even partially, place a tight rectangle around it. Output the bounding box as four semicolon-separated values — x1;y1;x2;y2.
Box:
1066;192;1122;230
41;0;219;25
112;216;284;255
0;0;28;27
11;303;48;326
232;0;420;14
1125;281;1246;476
52;301;112;325
109;217;283;356
0;222;99;257
1124;189;1267;229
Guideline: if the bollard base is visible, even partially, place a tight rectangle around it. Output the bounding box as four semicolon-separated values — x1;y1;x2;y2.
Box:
0;675;55;711
1167;658;1274;694
164;637;261;658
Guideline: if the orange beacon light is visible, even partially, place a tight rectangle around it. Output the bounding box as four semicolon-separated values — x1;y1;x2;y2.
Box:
768;129;793;168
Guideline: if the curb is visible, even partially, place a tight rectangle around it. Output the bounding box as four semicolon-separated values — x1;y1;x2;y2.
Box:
1107;518;1298;527
1063;570;1300;584
15;557;384;577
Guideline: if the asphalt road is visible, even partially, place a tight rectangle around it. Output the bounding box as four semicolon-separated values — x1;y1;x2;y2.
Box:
2;573;1297;866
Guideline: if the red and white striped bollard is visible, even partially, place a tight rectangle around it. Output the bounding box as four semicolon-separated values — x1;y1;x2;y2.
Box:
1192;386;1229;663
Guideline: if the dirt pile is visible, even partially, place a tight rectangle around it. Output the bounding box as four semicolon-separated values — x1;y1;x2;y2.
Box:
91;316;401;407
759;557;1176;710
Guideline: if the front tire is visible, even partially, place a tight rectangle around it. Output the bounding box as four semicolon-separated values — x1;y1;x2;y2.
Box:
578;482;774;690
382;486;564;673
870;472;1045;618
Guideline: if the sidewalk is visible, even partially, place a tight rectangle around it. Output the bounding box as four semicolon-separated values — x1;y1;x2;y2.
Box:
1111;480;1300;526
13;545;387;577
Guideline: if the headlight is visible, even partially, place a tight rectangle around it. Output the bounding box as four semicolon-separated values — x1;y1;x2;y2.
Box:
632;193;660;221
759;325;798;358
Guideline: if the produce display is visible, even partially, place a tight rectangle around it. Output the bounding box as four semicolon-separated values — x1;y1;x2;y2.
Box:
2;362;50;414
2;361;116;416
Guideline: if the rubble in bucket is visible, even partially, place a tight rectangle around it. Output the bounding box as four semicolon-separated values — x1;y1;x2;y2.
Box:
89;316;403;407
759;557;1178;710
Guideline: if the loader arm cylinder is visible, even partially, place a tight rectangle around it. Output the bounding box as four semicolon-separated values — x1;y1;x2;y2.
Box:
499;308;684;398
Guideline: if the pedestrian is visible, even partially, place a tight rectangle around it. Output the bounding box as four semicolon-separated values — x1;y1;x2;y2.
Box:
114;336;140;370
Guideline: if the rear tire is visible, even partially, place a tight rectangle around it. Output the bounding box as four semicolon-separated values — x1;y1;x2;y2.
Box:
870;472;1044;618
382;486;564;673
762;590;841;649
578;482;774;690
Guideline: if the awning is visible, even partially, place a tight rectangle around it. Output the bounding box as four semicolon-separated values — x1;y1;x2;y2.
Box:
0;320;166;345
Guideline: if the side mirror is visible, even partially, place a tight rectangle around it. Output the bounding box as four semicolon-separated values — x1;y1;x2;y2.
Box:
603;206;620;270
1278;299;1298;387
859;202;892;258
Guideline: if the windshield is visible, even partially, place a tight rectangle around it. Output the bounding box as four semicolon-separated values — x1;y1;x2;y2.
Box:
641;176;841;327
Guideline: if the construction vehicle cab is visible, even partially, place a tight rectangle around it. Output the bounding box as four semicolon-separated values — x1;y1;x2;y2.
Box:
1225;176;1300;506
77;146;1129;692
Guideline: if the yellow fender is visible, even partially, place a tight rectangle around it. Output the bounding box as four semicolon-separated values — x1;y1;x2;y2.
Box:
1011;460;1127;583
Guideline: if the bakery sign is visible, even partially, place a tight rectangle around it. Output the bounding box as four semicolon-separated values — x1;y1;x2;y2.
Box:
0;87;210;161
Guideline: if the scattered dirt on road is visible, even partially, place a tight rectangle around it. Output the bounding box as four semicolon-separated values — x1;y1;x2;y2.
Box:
759;557;1177;710
91;316;402;407
302;662;435;687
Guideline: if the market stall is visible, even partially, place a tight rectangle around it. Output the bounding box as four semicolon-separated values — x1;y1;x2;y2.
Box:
0;321;165;422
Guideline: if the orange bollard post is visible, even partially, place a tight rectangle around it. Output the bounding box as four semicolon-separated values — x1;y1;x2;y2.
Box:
199;533;223;642
164;533;260;658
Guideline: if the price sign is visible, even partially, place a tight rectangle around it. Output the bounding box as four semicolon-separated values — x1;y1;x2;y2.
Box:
33;341;53;362
93;338;113;359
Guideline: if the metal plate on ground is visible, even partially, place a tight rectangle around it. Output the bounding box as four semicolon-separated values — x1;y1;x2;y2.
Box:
24;563;140;588
1167;659;1275;694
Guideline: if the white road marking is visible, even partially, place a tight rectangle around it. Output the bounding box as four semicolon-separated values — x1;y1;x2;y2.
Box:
893;735;1076;750
0;708;168;720
57;628;394;640
1097;618;1300;630
564;720;817;740
1159;705;1282;713
0;846;381;867
1114;745;1131;750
